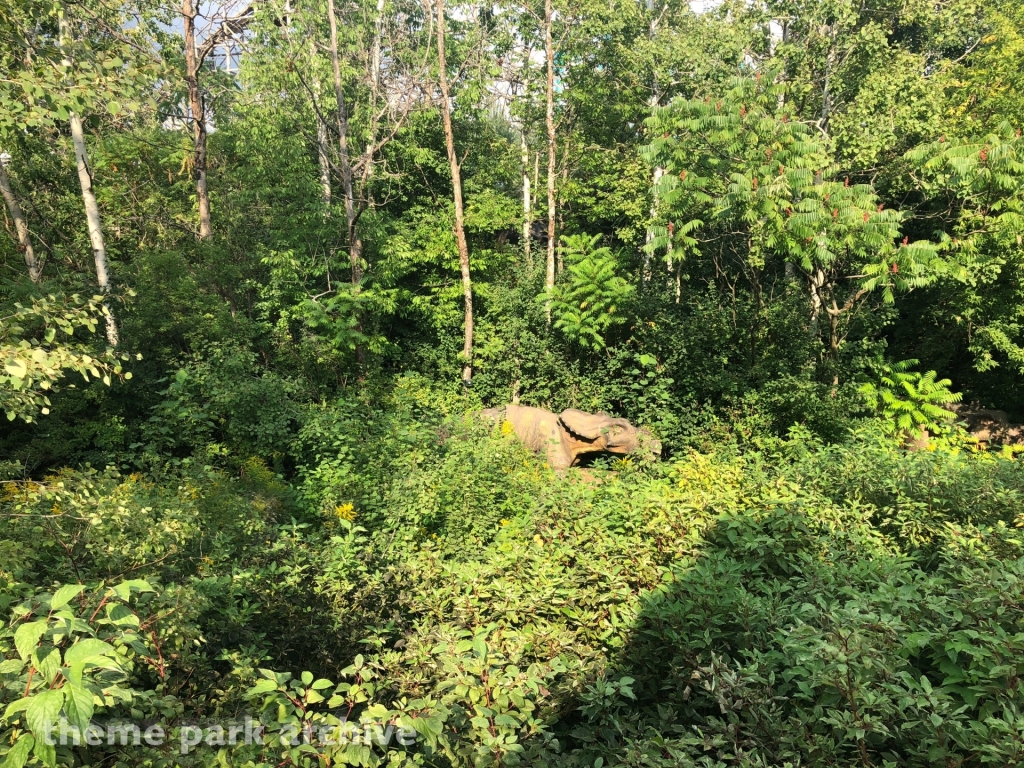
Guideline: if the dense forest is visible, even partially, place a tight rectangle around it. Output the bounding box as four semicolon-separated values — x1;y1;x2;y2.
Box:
3;0;1024;764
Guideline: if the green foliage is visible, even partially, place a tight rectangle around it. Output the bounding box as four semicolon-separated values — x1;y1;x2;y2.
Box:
0;0;158;136
0;580;156;768
905;126;1024;374
643;76;947;306
859;359;962;438
4;0;1024;765
542;235;634;351
142;343;305;461
0;295;135;423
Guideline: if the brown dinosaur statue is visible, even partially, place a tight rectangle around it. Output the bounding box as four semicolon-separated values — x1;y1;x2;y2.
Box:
481;404;659;470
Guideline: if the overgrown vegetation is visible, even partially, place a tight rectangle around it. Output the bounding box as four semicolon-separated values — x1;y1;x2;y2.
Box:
3;0;1024;765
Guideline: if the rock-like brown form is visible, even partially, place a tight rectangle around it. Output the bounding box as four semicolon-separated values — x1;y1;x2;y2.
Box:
481;404;657;470
953;403;1024;446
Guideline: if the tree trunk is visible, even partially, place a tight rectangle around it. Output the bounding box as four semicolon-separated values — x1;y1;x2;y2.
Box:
519;48;532;268
183;0;212;239
0;158;42;283
643;164;663;285
371;0;385;93
69;115;118;347
808;266;825;337
316;115;332;208
61;16;117;346
326;0;361;285
434;0;473;387
642;3;663;288
544;0;556;320
521;131;531;267
309;41;332;208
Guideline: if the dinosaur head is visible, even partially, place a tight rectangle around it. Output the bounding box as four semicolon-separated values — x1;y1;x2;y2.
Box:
558;409;640;455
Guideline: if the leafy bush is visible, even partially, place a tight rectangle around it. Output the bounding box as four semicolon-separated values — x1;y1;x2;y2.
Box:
542;235;635;351
859;359;962;440
1;295;136;423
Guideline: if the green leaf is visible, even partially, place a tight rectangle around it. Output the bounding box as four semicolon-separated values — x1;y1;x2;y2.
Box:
472;637;487;659
25;688;63;741
109;579;154;601
4;360;28;379
4;698;30;719
1;734;34;768
105;603;139;628
304;690;325;705
107;100;121;116
0;658;25;674
64;682;94;734
248;679;279;696
34;646;61;685
63;638;118;667
50;585;84;611
32;735;55;768
14;621;48;661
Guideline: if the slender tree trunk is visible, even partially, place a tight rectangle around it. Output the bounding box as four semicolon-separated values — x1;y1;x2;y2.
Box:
316;116;332;208
521;132;531;267
643;164;663;285
309;40;333;208
519;48;532;268
434;0;473;387
61;16;117;346
533;151;539;223
371;0;385;93
327;0;361;285
69;116;118;347
808;266;825;336
642;3;663;288
0;158;42;282
544;0;556;320
183;0;212;239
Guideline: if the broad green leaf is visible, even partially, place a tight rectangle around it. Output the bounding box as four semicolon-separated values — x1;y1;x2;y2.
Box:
25;688;63;740
106;603;139;628
4;698;30;718
1;734;34;768
4;360;27;379
50;585;84;611
63;638;118;667
304;690;325;705
247;679;279;695
14;620;48;661
34;646;61;685
109;579;154;601
0;658;26;674
64;682;94;734
31;735;55;767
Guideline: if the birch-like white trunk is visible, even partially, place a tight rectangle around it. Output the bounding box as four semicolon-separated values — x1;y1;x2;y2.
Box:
642;3;665;288
327;0;361;285
433;0;473;387
544;0;556;321
521;134;531;266
70;114;118;347
61;15;117;346
0;158;42;283
316;116;332;207
309;41;332;208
